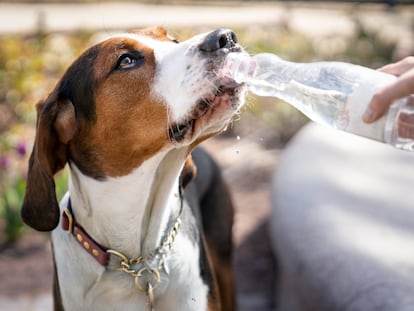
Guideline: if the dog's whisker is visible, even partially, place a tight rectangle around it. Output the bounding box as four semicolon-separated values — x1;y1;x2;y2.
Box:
200;95;214;108
202;79;221;98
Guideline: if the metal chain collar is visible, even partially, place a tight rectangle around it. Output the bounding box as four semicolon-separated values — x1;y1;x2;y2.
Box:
107;215;182;311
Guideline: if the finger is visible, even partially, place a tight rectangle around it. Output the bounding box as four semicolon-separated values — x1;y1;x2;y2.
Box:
363;87;394;123
407;95;414;106
363;69;414;123
378;56;414;77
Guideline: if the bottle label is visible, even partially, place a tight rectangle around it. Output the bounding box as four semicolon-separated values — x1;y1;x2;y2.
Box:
346;85;386;141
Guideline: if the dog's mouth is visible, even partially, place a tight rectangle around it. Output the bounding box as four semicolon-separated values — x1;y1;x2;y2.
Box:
169;78;244;143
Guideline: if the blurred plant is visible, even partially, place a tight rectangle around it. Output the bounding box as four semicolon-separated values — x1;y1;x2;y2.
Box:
0;126;68;245
0;127;30;244
312;18;395;68
0;30;93;131
1;178;26;244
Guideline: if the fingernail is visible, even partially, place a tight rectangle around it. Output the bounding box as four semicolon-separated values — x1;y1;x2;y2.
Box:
363;106;376;123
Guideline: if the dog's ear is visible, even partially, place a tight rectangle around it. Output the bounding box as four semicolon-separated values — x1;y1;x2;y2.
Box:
22;95;77;231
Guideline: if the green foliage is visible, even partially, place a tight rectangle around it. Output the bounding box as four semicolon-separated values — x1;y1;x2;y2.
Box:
55;170;69;203
1;179;26;243
0;127;29;244
0;30;93;127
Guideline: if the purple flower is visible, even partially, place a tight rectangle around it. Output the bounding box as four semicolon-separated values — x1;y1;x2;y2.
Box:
15;141;27;157
0;155;10;170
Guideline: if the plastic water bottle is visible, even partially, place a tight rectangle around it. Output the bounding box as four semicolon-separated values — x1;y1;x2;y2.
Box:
224;53;414;151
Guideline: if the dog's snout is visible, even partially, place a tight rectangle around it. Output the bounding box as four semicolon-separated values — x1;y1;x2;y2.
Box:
199;29;238;52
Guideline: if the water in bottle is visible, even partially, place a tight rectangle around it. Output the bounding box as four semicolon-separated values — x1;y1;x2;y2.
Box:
224;53;414;151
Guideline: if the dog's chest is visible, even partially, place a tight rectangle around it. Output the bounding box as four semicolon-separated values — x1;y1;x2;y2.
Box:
53;224;209;311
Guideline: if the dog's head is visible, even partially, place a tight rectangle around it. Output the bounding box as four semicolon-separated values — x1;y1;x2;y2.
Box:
21;27;247;231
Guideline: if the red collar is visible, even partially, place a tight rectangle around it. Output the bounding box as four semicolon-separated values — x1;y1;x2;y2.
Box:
61;200;110;266
61;194;183;269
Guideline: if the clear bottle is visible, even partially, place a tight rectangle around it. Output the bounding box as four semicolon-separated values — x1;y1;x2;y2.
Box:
225;53;414;151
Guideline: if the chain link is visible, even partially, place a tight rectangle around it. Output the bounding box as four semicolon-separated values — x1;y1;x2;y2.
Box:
106;216;182;310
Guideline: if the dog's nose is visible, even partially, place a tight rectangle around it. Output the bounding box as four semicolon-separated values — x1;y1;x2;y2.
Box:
199;29;238;52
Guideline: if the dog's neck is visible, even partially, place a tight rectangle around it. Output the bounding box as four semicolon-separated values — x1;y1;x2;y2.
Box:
67;147;188;259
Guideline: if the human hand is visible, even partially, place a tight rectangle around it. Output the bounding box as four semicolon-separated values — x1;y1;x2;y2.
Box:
363;56;414;123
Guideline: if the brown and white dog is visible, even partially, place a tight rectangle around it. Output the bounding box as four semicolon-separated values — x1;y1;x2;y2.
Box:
21;27;247;311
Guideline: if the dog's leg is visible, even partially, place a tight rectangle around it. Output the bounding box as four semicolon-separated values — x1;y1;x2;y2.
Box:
190;148;236;311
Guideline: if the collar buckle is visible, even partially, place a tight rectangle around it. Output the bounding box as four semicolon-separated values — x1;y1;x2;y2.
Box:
62;208;74;234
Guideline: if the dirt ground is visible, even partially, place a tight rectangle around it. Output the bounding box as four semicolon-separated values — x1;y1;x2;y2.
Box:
0;124;281;310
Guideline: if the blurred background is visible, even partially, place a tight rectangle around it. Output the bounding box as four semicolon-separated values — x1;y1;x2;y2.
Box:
0;0;413;310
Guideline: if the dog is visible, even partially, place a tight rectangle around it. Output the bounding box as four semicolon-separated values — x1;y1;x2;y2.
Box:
21;27;247;311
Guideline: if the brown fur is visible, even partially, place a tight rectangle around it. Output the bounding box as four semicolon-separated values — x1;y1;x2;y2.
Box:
86;37;169;176
207;240;235;311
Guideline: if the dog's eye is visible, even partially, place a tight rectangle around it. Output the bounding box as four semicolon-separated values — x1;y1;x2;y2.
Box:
116;53;144;70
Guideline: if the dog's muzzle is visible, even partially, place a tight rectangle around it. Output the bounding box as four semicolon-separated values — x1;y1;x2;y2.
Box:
169;29;244;143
